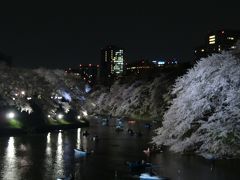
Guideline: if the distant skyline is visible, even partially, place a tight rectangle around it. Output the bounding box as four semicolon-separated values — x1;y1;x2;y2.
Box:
0;1;239;69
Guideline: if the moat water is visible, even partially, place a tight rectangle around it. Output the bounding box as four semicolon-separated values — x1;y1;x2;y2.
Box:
0;118;239;180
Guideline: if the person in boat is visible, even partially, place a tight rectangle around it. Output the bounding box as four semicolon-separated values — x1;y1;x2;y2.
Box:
91;135;99;141
127;128;134;135
143;147;150;156
115;126;124;132
144;123;152;129
125;159;152;171
82;130;89;136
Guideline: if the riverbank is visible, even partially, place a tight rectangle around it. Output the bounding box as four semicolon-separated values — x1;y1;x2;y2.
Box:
0;121;89;136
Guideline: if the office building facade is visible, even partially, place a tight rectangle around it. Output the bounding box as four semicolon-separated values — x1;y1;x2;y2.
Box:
194;30;240;60
100;45;124;84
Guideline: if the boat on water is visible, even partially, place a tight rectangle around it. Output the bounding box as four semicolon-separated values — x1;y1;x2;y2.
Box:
140;173;161;180
144;123;152;129
74;149;88;158
126;160;152;171
143;148;150;156
115;125;124;131
101;118;109;126
139;172;169;180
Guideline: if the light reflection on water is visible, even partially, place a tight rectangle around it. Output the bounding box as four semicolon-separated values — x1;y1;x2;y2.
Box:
6;137;15;158
83;137;88;151
46;132;51;156
1;121;240;180
76;128;81;149
47;132;51;144
2;137;18;180
55;132;64;177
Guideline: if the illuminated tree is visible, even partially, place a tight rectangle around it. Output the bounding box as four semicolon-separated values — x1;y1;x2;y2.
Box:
153;51;240;159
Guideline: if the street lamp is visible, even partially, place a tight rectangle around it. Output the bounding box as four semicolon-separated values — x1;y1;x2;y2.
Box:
6;112;15;119
57;114;64;119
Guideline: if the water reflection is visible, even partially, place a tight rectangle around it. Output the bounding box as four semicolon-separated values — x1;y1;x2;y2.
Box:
7;137;15;158
2;137;18;179
55;132;64;177
82;131;88;151
0;121;239;180
47;132;51;144
76;128;81;149
46;132;51;155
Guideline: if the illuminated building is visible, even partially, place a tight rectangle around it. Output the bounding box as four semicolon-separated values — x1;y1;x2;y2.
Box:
112;49;124;75
194;30;240;60
100;45;124;85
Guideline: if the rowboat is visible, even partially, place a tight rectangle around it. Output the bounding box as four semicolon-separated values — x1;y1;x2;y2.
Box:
140;173;161;180
74;149;87;158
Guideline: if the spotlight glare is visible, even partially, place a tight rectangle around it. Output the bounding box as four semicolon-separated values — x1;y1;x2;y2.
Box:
57;114;64;119
6;112;15;119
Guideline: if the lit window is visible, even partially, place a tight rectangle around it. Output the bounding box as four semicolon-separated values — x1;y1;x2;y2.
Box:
105;51;108;62
209;35;215;44
209;41;215;44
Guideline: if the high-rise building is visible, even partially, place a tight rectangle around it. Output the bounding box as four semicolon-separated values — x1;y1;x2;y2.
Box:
100;45;124;84
194;30;240;60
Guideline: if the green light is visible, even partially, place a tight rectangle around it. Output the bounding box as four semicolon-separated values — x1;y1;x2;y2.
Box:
9;119;22;128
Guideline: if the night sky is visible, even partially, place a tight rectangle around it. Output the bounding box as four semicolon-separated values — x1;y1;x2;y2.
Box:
0;1;239;69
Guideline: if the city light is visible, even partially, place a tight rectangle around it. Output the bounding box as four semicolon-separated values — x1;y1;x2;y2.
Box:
77;115;81;119
21;91;25;95
209;35;216;44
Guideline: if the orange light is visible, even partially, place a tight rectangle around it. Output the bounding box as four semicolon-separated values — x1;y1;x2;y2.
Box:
128;120;136;124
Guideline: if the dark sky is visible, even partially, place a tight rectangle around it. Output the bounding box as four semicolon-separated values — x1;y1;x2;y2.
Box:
0;1;239;69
